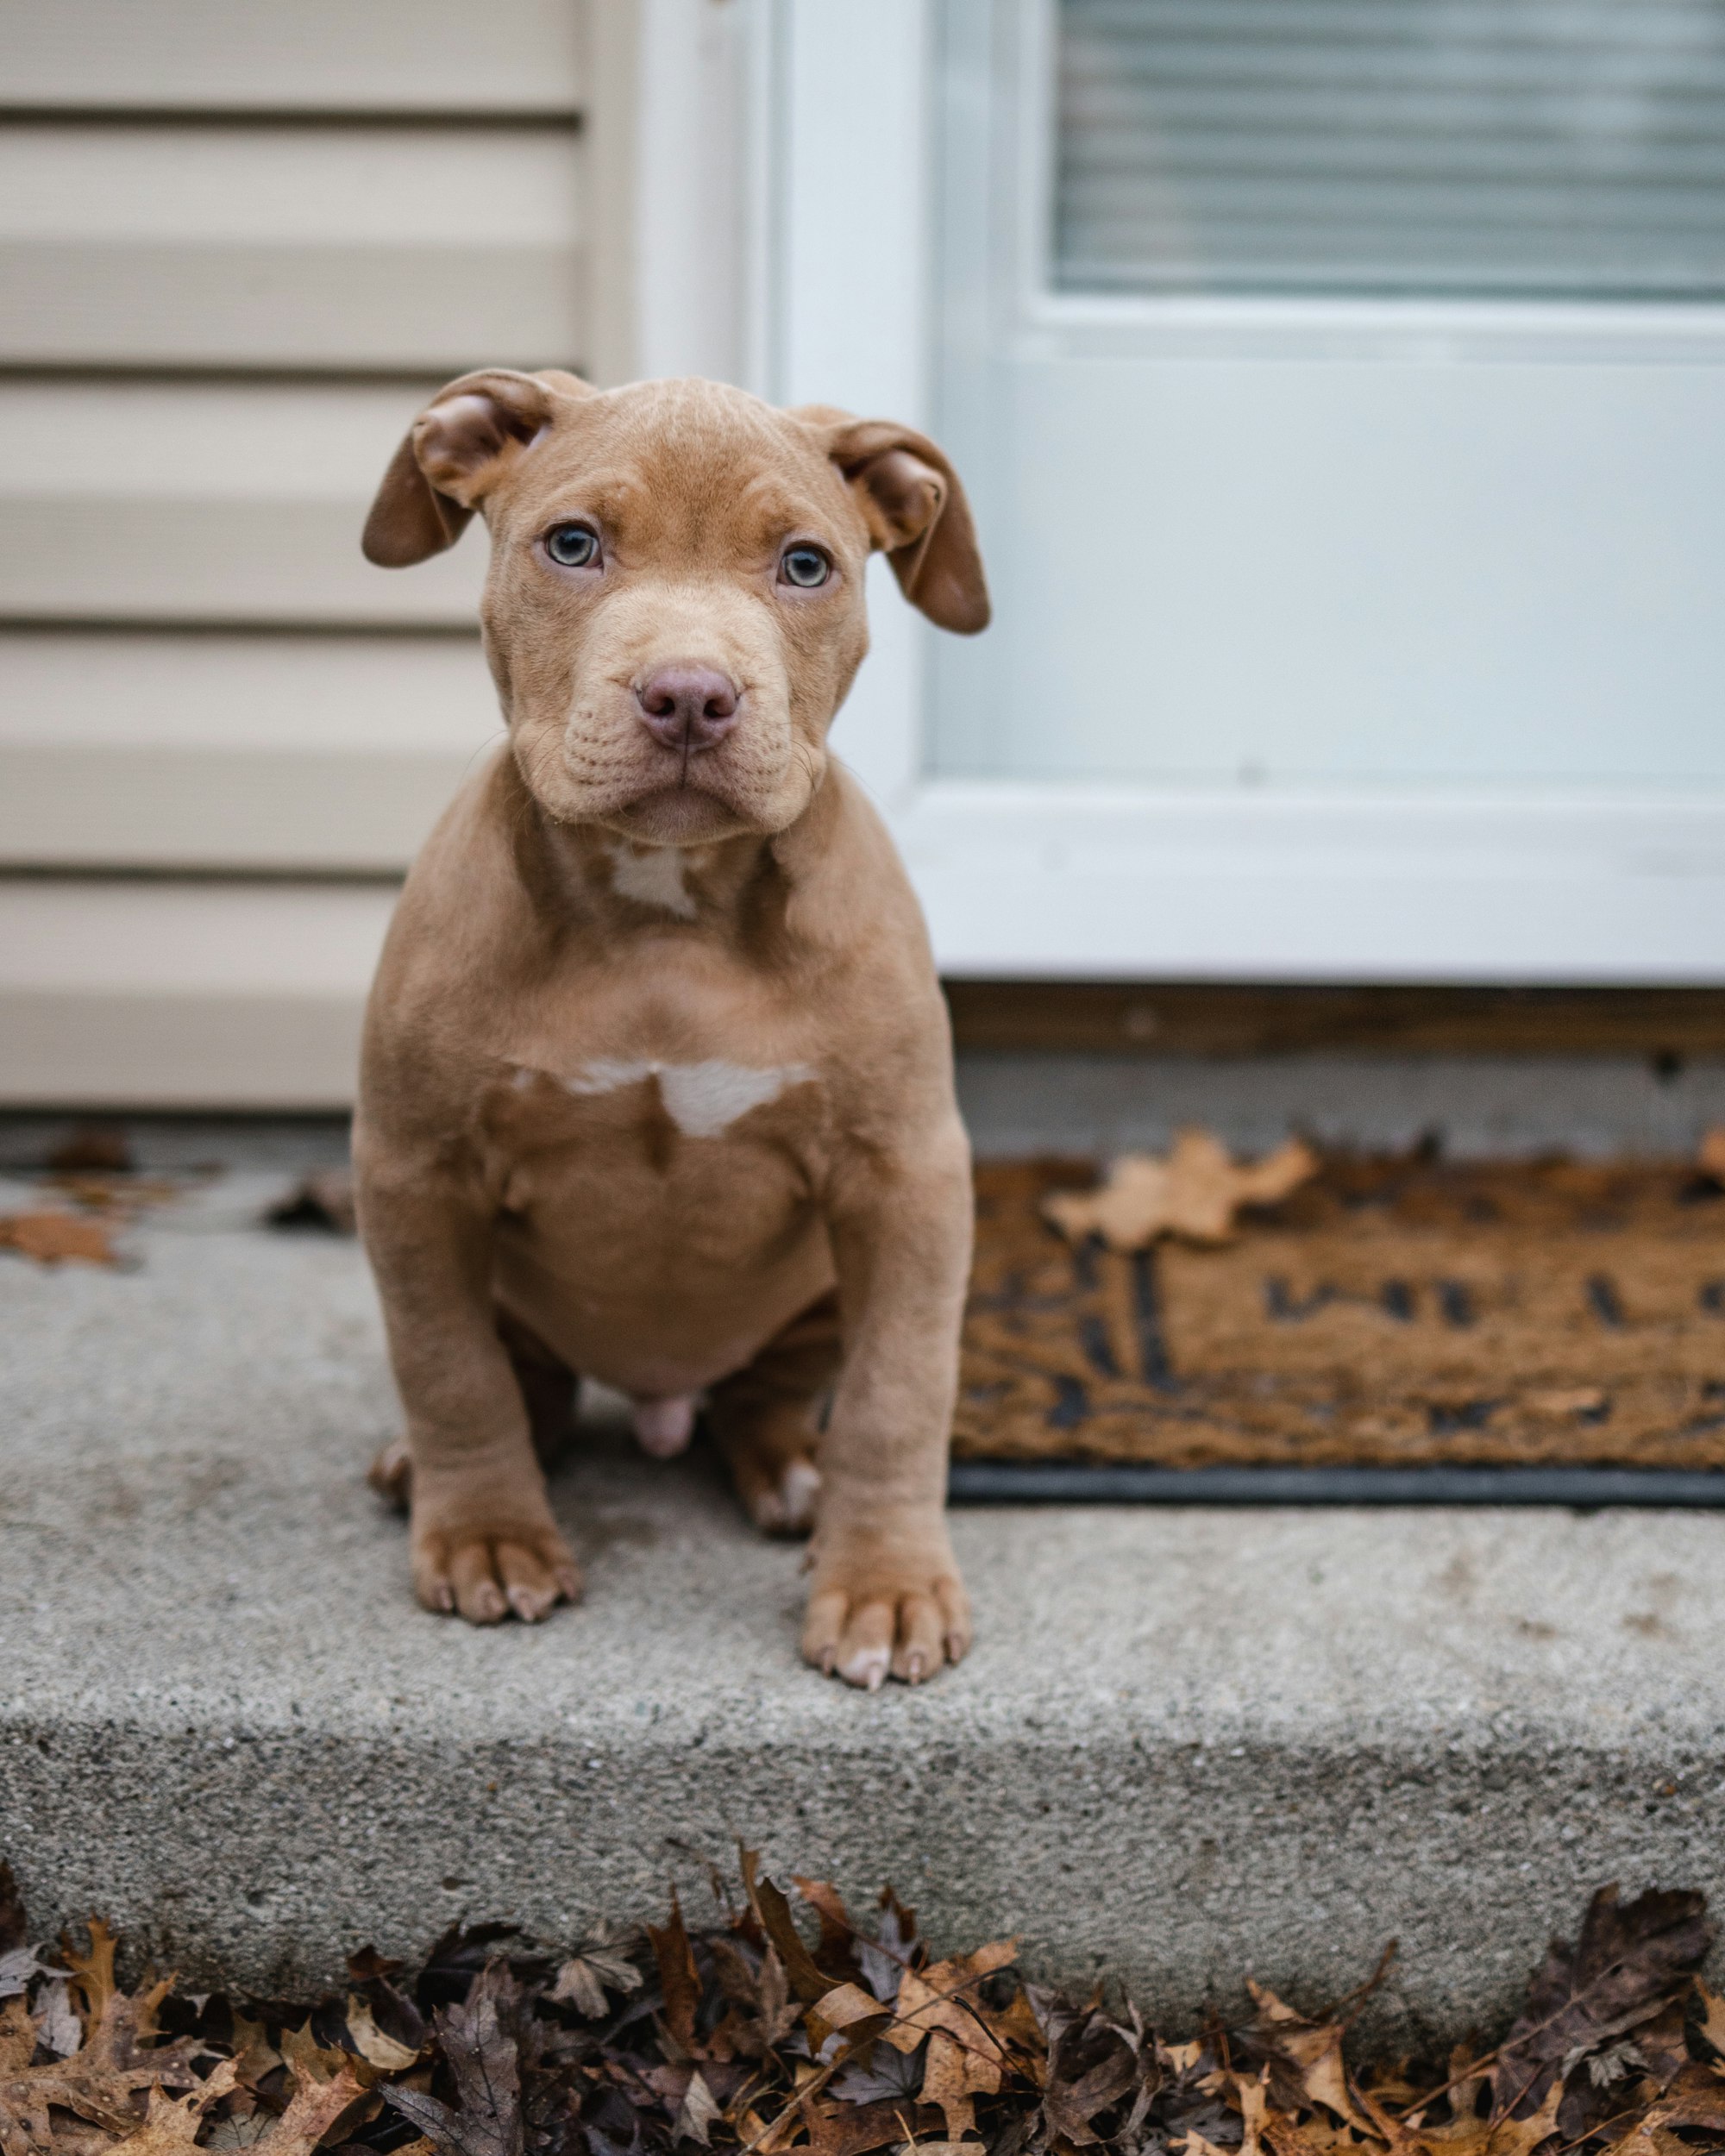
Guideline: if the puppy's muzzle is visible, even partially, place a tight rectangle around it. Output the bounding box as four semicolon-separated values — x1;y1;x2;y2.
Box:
634;665;740;756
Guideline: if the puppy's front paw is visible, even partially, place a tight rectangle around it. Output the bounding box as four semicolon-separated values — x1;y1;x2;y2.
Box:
801;1551;971;1689
411;1515;582;1626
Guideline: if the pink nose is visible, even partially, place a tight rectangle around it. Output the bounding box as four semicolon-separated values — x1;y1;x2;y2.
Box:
634;665;739;752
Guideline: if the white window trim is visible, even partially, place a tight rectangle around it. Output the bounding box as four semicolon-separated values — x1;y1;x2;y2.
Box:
645;0;1725;986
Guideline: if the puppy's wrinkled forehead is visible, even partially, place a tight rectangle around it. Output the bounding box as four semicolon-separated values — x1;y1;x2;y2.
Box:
503;379;858;560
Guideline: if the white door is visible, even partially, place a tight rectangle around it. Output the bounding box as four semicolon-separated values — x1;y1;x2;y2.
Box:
760;0;1725;983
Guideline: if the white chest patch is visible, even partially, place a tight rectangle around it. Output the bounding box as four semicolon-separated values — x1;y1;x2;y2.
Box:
556;1057;816;1139
607;843;697;919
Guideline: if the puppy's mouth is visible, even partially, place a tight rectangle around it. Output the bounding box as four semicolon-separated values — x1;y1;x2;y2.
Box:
606;783;755;844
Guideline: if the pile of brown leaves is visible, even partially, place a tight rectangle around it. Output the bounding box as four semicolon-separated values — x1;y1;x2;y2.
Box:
3;1858;1722;2156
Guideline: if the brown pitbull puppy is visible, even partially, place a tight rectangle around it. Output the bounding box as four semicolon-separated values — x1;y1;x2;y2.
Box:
354;368;988;1688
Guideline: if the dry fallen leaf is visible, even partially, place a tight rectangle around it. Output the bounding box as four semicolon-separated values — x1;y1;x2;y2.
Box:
345;1990;421;2071
0;1209;121;1266
1697;1981;1725;2060
0;1864;1711;2156
384;1959;520;2156
1043;1130;1320;1251
1490;1886;1712;2121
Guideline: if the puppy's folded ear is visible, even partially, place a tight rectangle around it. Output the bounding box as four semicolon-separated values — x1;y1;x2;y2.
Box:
810;414;990;635
362;368;593;568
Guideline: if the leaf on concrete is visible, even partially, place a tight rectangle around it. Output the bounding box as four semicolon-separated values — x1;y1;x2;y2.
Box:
1043;1131;1319;1251
0;1211;122;1266
1491;1886;1712;2121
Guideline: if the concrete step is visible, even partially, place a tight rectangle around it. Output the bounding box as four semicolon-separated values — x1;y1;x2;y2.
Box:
2;1125;1722;2051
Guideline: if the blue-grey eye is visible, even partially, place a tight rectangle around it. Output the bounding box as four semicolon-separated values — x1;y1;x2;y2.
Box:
546;522;599;567
780;543;831;589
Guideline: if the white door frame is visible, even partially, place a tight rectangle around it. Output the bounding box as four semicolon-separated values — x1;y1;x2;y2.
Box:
641;0;1725;986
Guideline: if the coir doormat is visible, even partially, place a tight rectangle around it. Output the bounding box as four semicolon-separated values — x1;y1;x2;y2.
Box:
950;1152;1725;1502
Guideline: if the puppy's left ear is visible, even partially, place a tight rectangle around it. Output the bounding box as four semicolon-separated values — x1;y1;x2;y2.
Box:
812;415;990;635
362;367;593;568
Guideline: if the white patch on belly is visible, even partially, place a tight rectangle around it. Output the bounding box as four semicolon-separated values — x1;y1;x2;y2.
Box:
608;842;697;919
556;1056;815;1138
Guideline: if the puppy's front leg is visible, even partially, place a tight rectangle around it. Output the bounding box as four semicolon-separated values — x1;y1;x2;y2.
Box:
357;1152;581;1624
803;1129;975;1689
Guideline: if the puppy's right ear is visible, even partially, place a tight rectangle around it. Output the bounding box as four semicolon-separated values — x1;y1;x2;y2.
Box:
361;368;590;567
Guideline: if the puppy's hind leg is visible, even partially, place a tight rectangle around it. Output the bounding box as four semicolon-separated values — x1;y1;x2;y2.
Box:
707;1292;840;1536
369;1306;579;1508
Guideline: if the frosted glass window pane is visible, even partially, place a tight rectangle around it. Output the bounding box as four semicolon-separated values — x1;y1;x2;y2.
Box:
1056;0;1725;300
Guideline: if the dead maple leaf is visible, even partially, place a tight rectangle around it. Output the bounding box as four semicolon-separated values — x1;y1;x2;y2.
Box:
797;2097;942;2156
807;1981;891;2057
0;1923;203;2151
385;1959;522;2156
1240;1981;1378;2141
649;1890;705;2055
345;1990;421;2071
741;1852;837;2007
1698;1983;1725;2060
675;2066;724;2145
1043;1130;1319;1251
0;1210;120;1267
1490;1886;1711;2121
549;1945;643;2019
107;2060;241;2153
881;1940;1017;2058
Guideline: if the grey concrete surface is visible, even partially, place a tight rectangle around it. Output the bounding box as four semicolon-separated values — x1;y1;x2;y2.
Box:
956;1052;1725;1161
3;1165;1723;2048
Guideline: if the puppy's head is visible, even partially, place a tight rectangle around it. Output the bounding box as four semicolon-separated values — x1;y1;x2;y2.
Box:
363;371;988;844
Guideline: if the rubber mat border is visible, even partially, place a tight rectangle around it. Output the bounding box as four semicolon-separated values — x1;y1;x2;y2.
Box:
947;1462;1725;1506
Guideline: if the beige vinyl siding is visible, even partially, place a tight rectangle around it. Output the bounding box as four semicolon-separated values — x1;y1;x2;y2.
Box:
0;125;585;371
0;0;585;113
0;636;502;872
0;383;489;624
0;0;602;1107
0;881;398;1109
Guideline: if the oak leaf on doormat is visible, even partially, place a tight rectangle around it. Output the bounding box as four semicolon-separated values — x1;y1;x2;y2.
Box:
1042;1131;1320;1251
